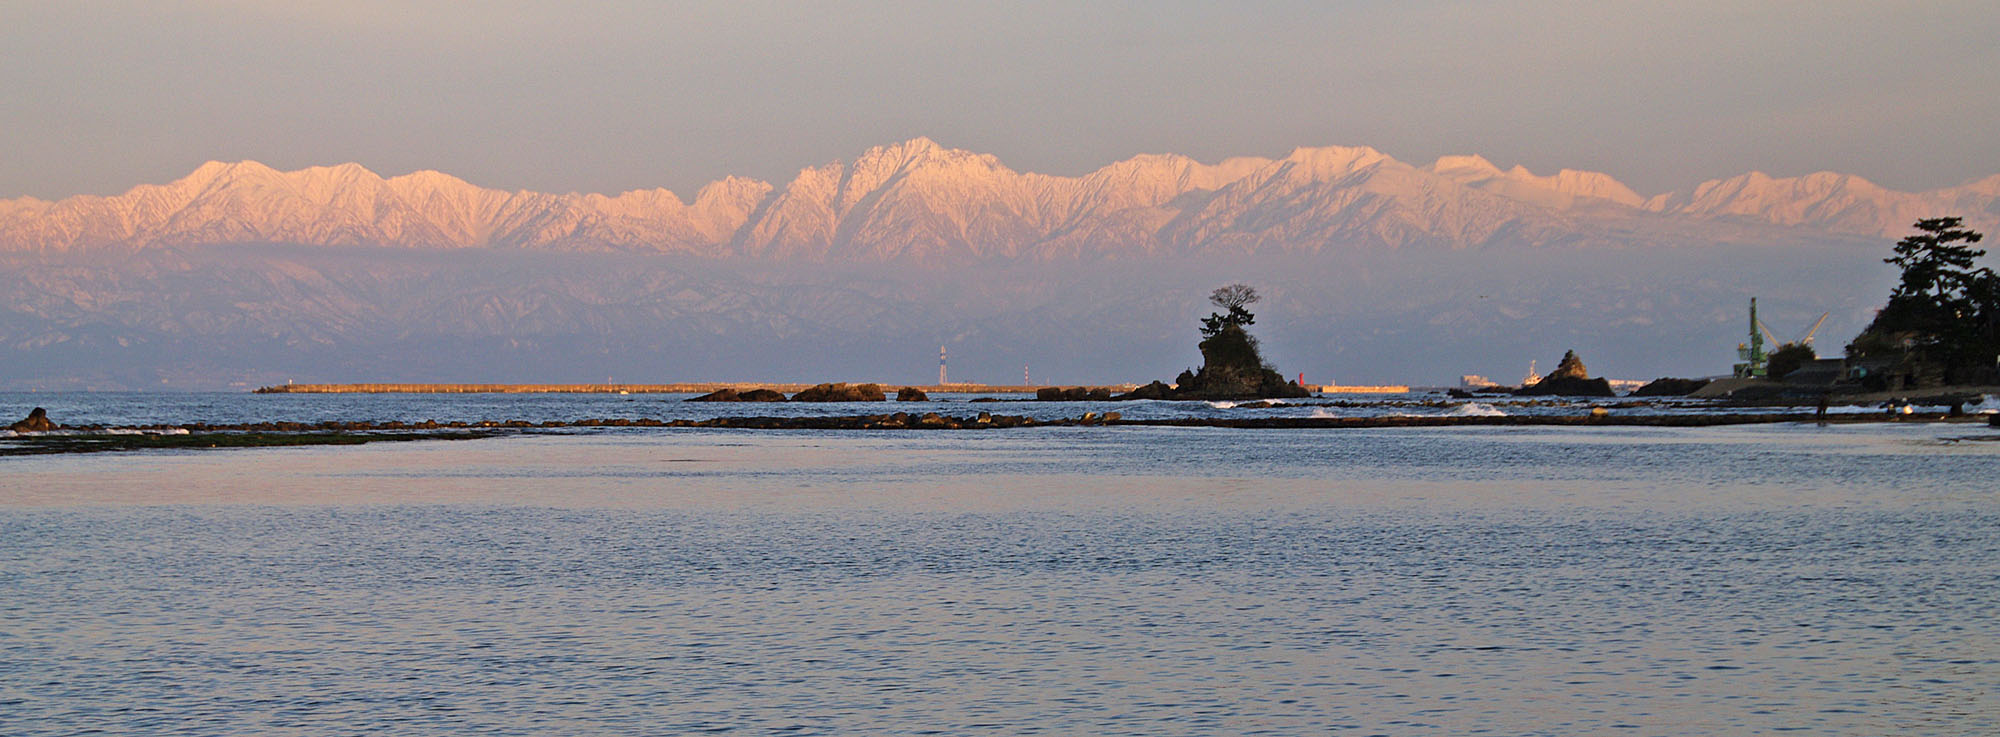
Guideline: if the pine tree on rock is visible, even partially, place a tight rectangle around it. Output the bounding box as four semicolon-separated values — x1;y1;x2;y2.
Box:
1135;284;1309;400
1847;217;2000;384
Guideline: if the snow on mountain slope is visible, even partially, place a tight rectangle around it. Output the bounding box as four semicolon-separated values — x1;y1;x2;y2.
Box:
2;139;1994;256
1163;146;1608;253
1425;155;1645;209
1647;171;2000;237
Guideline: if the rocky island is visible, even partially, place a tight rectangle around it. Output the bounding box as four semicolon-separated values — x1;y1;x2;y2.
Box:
1120;284;1311;401
1514;350;1617;397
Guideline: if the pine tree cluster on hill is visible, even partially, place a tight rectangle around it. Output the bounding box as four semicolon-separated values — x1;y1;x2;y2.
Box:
1846;217;2000;386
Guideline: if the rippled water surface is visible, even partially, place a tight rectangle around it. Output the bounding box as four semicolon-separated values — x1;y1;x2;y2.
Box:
3;393;1998;735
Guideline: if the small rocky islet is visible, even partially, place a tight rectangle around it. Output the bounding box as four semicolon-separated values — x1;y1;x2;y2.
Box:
683;286;1319;405
1512;350;1617;397
8;407;56;432
13;278;1998;455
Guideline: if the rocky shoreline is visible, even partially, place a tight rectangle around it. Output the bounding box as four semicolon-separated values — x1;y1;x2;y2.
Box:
6;406;1994;457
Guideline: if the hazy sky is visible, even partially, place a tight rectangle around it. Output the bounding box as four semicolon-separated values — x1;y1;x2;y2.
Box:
6;0;1998;200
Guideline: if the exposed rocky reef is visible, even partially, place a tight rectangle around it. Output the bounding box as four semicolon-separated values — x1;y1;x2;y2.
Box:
8;407;57;432
1116;381;1175;400
685;383;887;402
667;411;1108;430
1514;350;1616;397
790;383;887;402
686;388;788;402
1036;387;1114;401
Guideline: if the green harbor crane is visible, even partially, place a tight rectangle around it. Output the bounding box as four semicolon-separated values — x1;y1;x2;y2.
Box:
1734;298;1767;378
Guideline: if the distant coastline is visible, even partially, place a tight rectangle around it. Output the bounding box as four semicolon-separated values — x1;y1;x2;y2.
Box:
252;382;1140;395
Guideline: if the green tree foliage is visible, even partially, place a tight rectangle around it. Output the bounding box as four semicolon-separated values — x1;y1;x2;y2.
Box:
1175;283;1308;399
1200;284;1259;339
1766;342;1816;379
1848;217;2000;373
1888;218;1985;303
1198;321;1265;371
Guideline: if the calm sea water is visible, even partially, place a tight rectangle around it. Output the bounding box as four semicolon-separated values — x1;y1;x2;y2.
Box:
2;393;1997;735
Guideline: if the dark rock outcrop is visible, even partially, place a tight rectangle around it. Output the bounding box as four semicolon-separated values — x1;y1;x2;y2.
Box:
1115;323;1309;402
1549;350;1589;381
1163;325;1310;400
896;387;930;401
686;388;787;402
9;407;57;433
1515;350;1616;397
1115;381;1175;400
1036;387;1114;401
1171;366;1309;400
1631;377;1712;397
1522;375;1615;397
791;382;887;402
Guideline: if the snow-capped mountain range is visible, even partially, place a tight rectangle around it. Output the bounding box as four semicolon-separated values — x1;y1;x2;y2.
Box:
6;138;1994;257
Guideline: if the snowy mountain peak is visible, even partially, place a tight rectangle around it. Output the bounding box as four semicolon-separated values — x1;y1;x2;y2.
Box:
1279;145;1394;178
1424;156;1645;209
308;161;378;180
1646;170;1969;236
1428;154;1503;177
851;136;980;171
384;169;486;202
694;176;773;208
1515;167;1645;208
1;143;1995;256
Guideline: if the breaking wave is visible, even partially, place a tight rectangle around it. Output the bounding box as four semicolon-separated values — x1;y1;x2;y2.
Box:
0;427;191;438
1207;400;1294;410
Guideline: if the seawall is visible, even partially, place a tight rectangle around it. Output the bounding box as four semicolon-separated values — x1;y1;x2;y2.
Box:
251;383;1139;395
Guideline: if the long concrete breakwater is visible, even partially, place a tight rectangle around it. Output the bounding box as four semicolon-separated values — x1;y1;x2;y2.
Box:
9;411;1992;455
252;383;1139;395
22;410;1996;436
